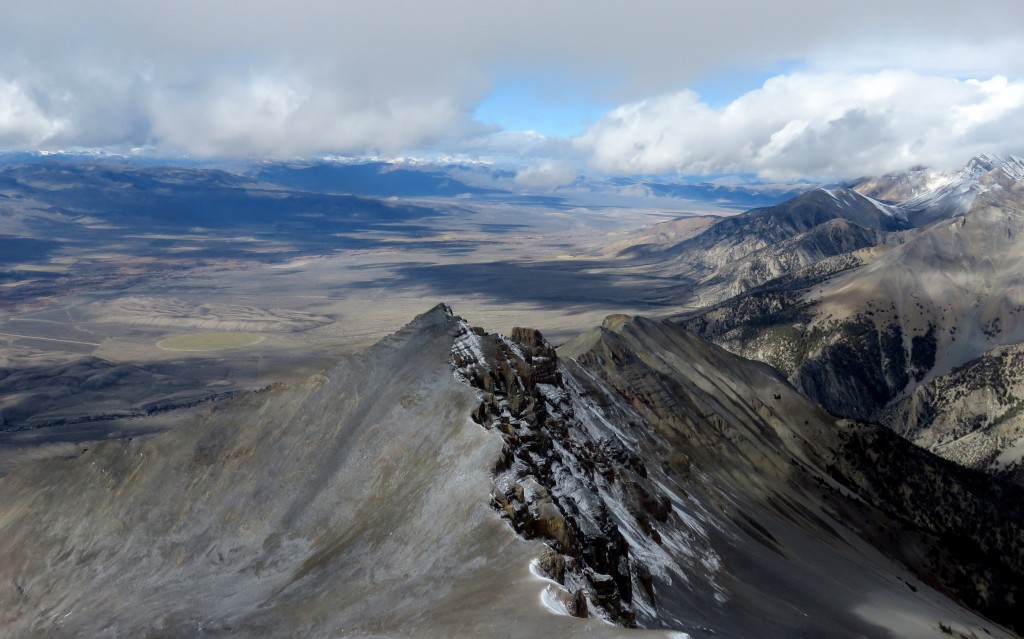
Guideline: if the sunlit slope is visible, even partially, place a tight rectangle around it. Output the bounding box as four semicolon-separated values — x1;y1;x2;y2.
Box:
0;307;649;639
621;187;908;307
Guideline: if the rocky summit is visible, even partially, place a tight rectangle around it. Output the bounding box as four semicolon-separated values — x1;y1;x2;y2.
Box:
1;304;1021;638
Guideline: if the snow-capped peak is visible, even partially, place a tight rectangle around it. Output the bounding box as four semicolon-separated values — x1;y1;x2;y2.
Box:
818;187;903;219
954;153;1024;183
896;153;1024;225
961;154;1003;177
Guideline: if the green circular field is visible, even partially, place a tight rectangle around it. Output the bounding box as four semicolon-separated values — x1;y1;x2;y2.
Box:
157;332;265;352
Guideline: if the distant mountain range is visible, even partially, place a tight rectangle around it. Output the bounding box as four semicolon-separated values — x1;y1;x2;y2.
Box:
246;159;811;210
0;151;811;210
659;154;1024;482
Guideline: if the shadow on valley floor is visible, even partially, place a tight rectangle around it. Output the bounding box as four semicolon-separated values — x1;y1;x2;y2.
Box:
340;259;695;311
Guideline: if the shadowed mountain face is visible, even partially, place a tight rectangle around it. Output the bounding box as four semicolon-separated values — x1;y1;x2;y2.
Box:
0;306;1020;638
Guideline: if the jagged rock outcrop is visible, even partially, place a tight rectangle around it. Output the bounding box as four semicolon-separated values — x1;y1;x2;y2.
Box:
451;323;670;625
455;311;1024;637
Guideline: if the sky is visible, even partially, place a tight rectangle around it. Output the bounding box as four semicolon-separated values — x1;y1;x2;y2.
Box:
2;0;1024;181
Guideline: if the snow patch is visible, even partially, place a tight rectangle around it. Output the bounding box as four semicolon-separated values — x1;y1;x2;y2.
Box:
539;585;571;616
530;559;573;617
450;319;489;380
861;193;903;219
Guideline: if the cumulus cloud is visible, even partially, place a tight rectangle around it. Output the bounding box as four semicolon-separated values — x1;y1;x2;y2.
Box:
514;161;579;189
0;80;69;147
0;0;1023;171
145;73;472;157
575;72;1024;178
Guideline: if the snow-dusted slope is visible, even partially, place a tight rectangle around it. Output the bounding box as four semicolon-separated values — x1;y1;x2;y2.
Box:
896;154;1024;226
849;166;955;203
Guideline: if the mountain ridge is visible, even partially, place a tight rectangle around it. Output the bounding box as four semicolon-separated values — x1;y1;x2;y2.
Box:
676;153;1024;481
1;305;1021;637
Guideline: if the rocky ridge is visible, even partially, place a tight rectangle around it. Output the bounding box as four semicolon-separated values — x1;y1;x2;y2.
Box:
453;309;1024;637
450;321;674;626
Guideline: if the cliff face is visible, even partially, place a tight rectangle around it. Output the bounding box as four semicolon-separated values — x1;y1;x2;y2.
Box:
0;306;1021;638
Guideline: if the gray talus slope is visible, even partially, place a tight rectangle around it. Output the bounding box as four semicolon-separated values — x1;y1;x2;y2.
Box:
0;305;655;639
556;316;1023;638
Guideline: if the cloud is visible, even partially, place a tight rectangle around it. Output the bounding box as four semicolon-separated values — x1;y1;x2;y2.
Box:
514;161;579;189
145;72;471;157
0;80;69;146
575;71;1024;178
0;0;1023;168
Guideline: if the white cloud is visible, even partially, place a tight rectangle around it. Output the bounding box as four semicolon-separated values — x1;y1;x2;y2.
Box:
0;80;69;146
514;161;579;189
145;73;470;158
575;72;1024;178
0;1;1023;170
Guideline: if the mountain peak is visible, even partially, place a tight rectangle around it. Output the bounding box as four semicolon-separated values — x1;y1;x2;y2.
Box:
403;302;457;329
962;154;1003;176
958;153;1024;182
